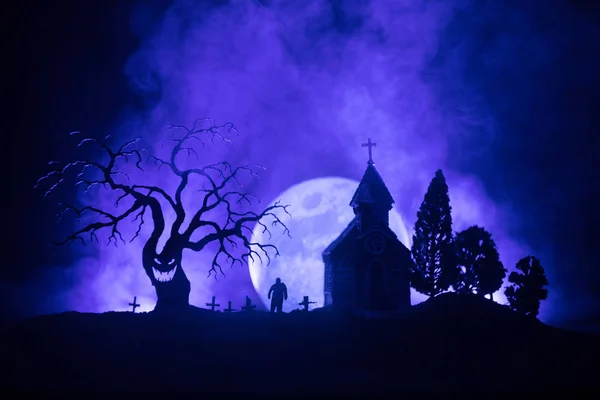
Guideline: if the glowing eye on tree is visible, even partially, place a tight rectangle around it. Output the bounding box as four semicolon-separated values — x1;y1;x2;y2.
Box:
154;258;161;264
168;258;176;265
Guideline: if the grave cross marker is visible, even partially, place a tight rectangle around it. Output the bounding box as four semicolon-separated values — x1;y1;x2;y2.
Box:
224;300;236;313
241;296;256;312
298;296;316;312
205;296;220;312
129;296;140;313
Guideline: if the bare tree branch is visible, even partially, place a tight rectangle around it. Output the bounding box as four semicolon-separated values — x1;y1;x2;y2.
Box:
130;205;148;243
186;201;291;277
147;120;238;236
182;162;265;235
36;132;170;251
37;120;290;281
50;201;143;250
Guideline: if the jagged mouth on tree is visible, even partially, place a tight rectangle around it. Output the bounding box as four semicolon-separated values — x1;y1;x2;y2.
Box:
152;258;178;283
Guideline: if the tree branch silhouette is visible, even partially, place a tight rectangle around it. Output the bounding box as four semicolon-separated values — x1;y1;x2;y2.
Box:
35;119;291;281
35;133;170;252
185;199;291;277
143;118;292;277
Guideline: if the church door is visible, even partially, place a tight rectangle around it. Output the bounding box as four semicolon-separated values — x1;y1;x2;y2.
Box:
367;261;387;309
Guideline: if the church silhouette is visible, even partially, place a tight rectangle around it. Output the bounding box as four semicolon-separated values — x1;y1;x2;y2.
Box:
322;139;412;312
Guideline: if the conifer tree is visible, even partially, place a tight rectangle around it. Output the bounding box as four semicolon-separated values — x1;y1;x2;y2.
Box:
505;256;548;318
410;169;455;297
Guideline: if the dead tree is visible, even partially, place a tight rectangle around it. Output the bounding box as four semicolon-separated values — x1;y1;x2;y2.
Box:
35;119;290;313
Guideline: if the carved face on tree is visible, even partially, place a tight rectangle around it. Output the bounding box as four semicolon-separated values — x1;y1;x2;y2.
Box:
148;243;183;284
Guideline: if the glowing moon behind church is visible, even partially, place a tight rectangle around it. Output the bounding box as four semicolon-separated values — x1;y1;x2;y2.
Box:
248;177;411;312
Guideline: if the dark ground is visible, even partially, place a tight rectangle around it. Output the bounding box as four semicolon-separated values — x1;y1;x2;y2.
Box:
1;293;598;394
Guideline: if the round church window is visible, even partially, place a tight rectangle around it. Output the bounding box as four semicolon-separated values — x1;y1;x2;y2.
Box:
365;232;386;254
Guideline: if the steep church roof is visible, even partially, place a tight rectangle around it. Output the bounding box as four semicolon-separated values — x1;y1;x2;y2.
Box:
322;217;359;256
349;161;395;209
323;142;400;259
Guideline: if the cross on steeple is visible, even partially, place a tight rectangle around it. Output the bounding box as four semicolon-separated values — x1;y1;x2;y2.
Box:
361;138;377;164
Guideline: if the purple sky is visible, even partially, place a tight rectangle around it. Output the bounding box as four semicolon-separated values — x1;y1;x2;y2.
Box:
36;0;565;322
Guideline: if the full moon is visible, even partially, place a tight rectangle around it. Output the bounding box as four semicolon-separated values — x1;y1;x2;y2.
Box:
249;177;415;312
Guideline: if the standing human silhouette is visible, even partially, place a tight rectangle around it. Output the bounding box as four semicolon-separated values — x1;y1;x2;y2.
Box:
268;277;288;313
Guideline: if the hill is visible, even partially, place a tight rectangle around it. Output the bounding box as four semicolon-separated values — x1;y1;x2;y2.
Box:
1;293;598;394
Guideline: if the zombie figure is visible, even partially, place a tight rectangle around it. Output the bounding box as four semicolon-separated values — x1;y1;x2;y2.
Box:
268;277;288;313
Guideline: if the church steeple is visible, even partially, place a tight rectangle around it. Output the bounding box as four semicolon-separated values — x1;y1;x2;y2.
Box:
322;138;412;312
350;138;395;232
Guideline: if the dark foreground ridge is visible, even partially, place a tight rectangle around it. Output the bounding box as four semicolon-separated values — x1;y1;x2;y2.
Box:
1;293;598;394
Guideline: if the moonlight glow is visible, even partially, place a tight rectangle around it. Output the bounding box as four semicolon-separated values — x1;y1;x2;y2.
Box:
249;177;423;312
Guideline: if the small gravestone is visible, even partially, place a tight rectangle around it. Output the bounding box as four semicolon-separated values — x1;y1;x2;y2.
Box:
224;300;236;313
205;296;220;312
241;296;256;312
298;296;316;312
129;296;140;313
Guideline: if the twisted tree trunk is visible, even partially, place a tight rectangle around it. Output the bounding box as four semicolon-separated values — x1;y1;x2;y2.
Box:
153;265;191;313
142;213;191;313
